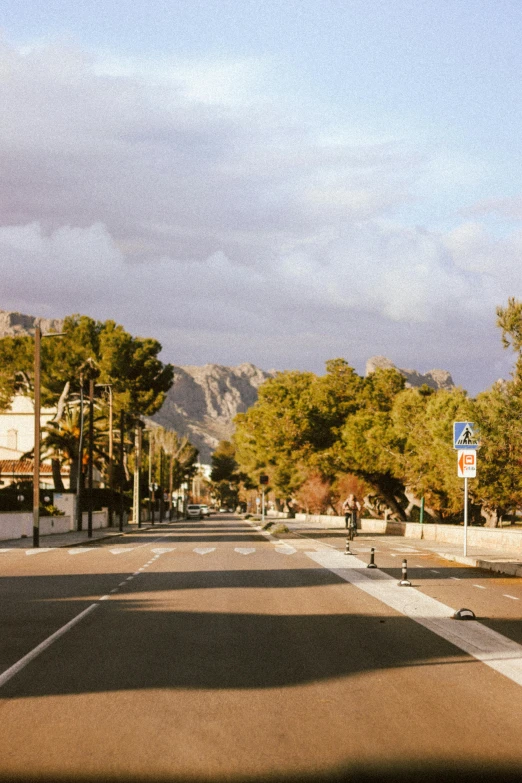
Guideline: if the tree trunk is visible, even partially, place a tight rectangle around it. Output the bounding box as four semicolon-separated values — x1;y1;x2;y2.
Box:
481;506;500;527
69;458;78;492
52;459;65;491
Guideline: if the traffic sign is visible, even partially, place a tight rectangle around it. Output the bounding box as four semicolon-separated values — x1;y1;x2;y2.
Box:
453;421;479;449
457;450;477;478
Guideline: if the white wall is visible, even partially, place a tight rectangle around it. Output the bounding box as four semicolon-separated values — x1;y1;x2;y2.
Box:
0;507;109;540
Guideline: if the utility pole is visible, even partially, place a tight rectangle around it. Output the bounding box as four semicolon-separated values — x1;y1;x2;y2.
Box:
149;432;155;525
32;326;41;549
159;447;165;523
33;326;65;548
119;410;125;532
87;378;94;538
168;454;173;521
76;377;85;532
132;421;142;527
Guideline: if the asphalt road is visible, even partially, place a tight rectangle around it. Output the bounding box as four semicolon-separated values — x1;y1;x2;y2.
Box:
0;516;521;783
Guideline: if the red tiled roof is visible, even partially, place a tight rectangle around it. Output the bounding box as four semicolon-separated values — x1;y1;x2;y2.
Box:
0;460;69;475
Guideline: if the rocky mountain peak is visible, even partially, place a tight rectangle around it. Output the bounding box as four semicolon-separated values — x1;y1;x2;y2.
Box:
0;309;63;337
152;363;274;462
366;355;454;391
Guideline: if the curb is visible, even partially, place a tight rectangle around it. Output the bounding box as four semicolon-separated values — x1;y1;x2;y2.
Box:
59;520;176;548
434;550;522;578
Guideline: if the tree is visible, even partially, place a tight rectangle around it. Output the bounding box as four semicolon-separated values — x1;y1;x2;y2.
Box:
39;403;108;491
210;441;239;483
392;386;473;521
0;314;174;418
326;368;408;518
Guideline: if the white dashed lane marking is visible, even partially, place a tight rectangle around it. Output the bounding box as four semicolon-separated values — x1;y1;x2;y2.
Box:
504;595;520;601
474;585;487;590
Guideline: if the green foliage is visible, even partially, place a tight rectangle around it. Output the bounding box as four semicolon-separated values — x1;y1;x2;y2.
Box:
0;314;174;417
474;380;522;516
392;387;472;519
210;441;238;483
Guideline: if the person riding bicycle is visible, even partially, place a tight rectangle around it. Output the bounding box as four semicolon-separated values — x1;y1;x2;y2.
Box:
342;494;360;536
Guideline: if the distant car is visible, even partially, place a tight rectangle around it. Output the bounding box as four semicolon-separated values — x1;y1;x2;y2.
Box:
218;508;227;513
187;504;203;519
199;504;210;517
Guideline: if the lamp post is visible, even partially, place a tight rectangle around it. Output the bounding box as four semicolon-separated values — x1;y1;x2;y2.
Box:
96;384;113;526
132;420;143;527
32;326;64;548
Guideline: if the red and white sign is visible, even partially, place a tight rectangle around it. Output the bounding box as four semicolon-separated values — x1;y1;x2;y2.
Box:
457;449;477;478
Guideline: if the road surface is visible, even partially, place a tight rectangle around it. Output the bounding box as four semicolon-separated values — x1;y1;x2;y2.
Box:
0;516;521;782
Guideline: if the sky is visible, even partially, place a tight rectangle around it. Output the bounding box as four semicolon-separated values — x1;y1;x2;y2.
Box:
1;1;522;393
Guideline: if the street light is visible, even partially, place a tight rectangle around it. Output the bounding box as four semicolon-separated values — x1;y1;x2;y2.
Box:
96;384;113;526
32;326;65;548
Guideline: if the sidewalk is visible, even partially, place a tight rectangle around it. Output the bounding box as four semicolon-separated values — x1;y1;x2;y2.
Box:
286;518;522;578
0;519;177;549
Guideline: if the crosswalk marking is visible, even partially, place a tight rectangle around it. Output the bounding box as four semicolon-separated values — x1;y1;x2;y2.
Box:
25;548;53;555
68;548;95;555
109;547;136;554
274;545;296;555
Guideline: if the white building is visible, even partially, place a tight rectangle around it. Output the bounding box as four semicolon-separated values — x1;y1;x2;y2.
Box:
0;395;65;489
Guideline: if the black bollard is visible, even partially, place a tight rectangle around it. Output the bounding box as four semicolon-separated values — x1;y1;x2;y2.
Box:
344;537;353;556
367;547;377;568
398;558;412;586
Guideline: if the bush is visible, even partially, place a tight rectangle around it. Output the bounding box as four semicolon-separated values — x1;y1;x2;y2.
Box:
40;504;65;517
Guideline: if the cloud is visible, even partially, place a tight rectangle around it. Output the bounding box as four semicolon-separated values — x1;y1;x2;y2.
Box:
0;39;518;393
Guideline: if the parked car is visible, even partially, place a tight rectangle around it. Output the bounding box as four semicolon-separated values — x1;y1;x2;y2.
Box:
187;504;203;519
199;504;211;517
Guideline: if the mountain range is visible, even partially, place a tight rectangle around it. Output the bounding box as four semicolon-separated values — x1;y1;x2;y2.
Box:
0;310;455;462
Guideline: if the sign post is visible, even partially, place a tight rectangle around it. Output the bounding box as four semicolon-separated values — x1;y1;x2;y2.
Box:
259;474;269;526
454;422;479;557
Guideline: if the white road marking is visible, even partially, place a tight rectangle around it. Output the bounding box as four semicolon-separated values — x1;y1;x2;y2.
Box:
150;547;176;554
306;549;522;689
274;545;296;555
0;549;14;553
504;595;520;601
68;548;95;555
25;548;53;555
450;576;461;581
193;547;216;555
0;603;100;690
431;570;440;574
234;547;256;555
473;585;486;590
109;548;135;554
393;547;421;553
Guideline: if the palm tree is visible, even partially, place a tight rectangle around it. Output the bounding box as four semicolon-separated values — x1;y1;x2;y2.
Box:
40;402;108;491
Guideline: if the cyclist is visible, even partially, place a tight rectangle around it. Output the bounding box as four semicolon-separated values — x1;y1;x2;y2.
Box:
342;494;360;539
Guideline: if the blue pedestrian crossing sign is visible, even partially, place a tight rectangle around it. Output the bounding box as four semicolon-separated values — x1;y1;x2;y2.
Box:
453;422;479;449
